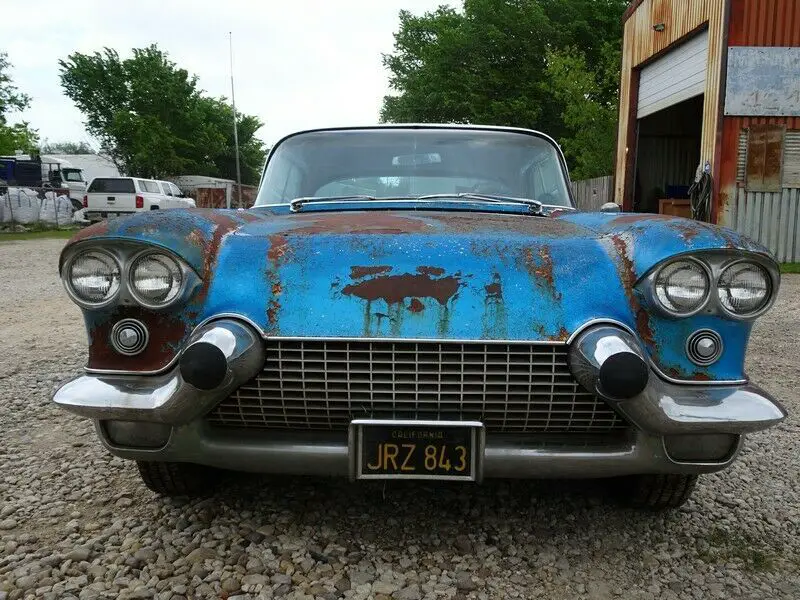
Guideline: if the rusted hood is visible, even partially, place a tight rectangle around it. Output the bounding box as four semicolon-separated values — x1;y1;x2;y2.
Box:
195;209;633;341
66;207;770;381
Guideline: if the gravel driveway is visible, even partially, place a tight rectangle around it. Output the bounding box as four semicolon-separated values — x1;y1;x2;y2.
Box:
1;238;798;600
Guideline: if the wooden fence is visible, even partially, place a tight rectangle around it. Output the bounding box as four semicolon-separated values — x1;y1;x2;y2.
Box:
571;176;613;211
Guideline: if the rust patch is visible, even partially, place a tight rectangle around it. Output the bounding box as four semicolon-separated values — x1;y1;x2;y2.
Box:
292;212;430;235
87;308;189;371
610;213;672;225
690;371;712;381
342;273;460;306
485;282;502;300
267;233;290;263
417;266;445;277
550;326;570;342
350;265;392;279
68;221;110;245
672;221;702;243
611;234;655;347
194;214;246;304
522;245;559;299
408;298;425;313
266;234;291;329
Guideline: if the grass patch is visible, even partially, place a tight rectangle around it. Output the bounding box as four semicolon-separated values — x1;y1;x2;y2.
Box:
780;263;800;274
698;526;777;572
0;228;78;242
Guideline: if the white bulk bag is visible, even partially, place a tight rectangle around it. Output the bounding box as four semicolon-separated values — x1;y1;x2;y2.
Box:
40;193;74;225
4;188;40;224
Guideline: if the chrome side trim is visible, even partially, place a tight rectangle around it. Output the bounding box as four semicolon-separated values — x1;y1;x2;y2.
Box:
84;354;181;376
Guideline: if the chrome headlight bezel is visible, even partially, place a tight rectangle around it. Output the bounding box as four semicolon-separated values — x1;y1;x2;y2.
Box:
651;257;712;317
127;250;186;309
63;249;122;309
716;259;774;319
641;251;779;322
60;242;198;311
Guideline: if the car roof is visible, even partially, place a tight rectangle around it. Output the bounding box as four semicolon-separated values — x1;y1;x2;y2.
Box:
271;123;563;150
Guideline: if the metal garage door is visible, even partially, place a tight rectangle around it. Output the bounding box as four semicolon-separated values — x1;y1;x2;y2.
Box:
638;30;709;119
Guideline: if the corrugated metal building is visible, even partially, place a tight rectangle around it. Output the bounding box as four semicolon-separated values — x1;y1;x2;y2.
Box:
615;0;800;261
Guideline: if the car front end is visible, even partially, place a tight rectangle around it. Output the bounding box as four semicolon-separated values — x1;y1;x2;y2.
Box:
52;126;786;508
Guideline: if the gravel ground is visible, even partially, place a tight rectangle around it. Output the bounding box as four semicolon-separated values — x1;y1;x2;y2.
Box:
0;238;798;600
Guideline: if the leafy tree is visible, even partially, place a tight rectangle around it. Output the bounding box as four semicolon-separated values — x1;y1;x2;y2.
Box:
0;52;39;155
40;140;96;154
545;43;620;179
381;0;627;177
59;45;266;183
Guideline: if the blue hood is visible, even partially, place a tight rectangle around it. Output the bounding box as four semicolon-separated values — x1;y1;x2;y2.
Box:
65;206;772;381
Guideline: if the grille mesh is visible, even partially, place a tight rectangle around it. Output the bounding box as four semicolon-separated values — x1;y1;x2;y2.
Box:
206;340;627;433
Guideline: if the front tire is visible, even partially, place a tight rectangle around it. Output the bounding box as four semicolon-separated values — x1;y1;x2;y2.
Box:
621;474;699;509
136;461;218;497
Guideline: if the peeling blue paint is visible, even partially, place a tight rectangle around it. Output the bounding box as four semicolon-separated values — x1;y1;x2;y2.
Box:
63;206;776;382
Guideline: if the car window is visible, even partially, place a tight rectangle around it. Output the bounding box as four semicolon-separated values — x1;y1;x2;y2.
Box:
160;182;173;196
170;183;183;197
141;180;161;194
62;169;83;182
256;128;572;207
87;178;135;193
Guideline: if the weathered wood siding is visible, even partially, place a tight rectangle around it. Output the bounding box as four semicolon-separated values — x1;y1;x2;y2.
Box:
615;0;726;208
571;176;613;211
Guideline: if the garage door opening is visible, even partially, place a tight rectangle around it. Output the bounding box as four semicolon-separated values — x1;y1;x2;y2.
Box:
633;94;704;215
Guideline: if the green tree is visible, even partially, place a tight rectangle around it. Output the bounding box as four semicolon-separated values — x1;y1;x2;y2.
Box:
59;45;266;183
0;52;39;155
545;43;620;179
381;0;627;177
41;140;96;154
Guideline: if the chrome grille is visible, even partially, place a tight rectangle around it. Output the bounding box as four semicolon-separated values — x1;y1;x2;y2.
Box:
206;340;627;433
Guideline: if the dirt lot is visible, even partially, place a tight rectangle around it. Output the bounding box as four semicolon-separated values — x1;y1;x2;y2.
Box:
0;238;798;600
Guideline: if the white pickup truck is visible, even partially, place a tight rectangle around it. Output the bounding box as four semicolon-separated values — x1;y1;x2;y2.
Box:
83;177;195;222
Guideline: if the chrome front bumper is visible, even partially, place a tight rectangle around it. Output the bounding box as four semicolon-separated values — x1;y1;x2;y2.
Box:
53;320;787;478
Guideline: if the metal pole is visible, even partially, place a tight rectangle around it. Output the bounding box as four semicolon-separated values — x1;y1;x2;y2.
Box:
229;31;242;209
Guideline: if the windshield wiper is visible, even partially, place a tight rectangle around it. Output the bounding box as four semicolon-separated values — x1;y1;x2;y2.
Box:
288;193;548;214
290;195;379;212
416;193;543;214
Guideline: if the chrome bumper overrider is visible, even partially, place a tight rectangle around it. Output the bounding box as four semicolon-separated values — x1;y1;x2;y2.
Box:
54;319;265;423
53;321;787;476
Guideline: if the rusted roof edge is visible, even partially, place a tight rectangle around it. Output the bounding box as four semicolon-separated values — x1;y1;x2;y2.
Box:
623;0;645;22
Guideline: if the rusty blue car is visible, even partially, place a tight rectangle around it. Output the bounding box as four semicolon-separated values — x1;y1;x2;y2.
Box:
53;125;786;508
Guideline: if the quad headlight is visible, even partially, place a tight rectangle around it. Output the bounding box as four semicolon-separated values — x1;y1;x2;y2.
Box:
66;250;121;305
129;252;183;307
63;246;191;310
654;260;710;315
717;262;771;316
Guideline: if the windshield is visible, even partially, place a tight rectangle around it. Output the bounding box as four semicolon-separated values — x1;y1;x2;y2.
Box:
62;168;83;182
255;128;572;207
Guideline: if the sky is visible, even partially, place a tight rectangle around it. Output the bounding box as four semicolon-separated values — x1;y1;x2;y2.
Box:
3;0;450;150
